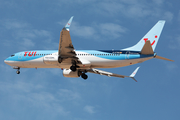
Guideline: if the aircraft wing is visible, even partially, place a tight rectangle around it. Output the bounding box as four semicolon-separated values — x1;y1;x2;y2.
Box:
58;16;79;64
86;67;140;82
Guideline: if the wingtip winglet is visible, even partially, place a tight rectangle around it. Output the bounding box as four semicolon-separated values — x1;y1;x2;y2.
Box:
129;67;140;82
64;16;74;31
131;77;138;82
130;67;140;77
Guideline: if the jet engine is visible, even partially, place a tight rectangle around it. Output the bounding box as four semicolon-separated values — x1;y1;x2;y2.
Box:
63;69;81;78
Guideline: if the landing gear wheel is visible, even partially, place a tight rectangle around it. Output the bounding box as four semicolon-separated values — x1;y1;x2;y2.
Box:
16;67;20;74
81;73;88;80
58;57;63;63
16;70;20;74
70;66;77;72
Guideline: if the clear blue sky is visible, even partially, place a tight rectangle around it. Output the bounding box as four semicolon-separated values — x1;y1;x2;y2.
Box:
0;0;180;120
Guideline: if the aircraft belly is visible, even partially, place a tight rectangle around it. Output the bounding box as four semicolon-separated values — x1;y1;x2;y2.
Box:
20;58;71;69
89;56;153;68
10;57;55;68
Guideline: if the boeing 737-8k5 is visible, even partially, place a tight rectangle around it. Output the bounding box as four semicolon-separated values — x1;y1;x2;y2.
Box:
4;17;173;81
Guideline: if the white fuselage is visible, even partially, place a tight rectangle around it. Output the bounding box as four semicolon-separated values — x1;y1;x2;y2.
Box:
4;50;154;69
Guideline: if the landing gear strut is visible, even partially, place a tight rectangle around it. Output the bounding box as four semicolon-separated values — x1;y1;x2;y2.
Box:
81;73;88;80
58;57;63;63
70;65;77;71
16;68;20;74
70;60;79;72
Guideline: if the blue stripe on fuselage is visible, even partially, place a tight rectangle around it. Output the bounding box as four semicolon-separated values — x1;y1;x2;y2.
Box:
98;50;140;54
76;50;154;60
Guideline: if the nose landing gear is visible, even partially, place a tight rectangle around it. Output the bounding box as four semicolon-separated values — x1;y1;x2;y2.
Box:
15;67;20;74
16;70;20;74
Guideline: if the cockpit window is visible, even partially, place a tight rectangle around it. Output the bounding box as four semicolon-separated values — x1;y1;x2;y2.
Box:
11;55;15;57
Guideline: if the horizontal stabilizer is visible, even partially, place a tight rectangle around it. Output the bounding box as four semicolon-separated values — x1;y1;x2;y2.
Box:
155;55;174;62
141;40;154;55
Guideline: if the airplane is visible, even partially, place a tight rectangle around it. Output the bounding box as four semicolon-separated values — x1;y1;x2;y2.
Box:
4;17;173;82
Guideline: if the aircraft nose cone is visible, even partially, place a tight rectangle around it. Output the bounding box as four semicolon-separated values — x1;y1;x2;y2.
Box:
4;59;8;64
4;57;11;64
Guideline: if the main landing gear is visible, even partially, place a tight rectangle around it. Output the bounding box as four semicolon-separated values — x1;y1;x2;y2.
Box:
70;60;79;72
70;65;88;80
70;65;77;72
70;60;88;80
81;73;88;80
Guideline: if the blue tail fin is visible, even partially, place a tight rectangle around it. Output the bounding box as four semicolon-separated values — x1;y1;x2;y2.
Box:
123;20;166;52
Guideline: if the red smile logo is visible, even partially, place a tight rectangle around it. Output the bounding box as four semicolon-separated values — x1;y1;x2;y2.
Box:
143;35;157;46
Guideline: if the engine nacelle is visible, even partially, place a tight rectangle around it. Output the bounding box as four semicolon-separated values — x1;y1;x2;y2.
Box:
43;55;58;64
63;69;81;78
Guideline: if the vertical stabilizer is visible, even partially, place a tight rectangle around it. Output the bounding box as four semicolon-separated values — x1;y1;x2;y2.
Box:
123;20;165;51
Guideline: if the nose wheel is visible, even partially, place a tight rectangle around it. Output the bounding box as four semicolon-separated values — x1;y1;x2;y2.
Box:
15;68;20;74
16;70;20;74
